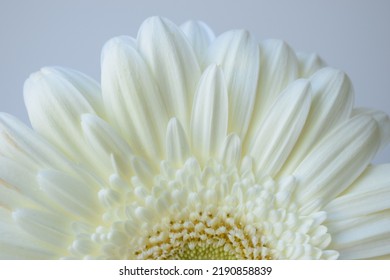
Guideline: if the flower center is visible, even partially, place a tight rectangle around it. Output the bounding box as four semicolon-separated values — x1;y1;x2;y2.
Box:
90;157;336;259
134;211;272;260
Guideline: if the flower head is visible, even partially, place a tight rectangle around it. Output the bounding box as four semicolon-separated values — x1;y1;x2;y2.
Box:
0;16;389;259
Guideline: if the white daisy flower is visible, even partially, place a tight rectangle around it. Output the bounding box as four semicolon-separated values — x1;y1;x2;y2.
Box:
0;16;389;260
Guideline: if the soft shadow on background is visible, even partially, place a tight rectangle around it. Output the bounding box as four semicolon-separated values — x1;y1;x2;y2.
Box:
0;0;389;163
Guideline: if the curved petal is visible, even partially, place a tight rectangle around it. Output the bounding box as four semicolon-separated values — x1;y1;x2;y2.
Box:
218;133;242;168
51;67;104;116
353;108;390;151
101;36;168;160
0;113;71;171
296;52;326;78
166;118;190;166
205;30;259;139
246;39;299;143
344;164;390;193
0;113;106;192
137;16;201;129
0;208;57;259
180;20;215;64
324;163;390;220
12;208;71;248
190;65;228;163
328;211;390;259
38;169;102;220
325;188;390;221
23;67;99;166
81;114;134;176
249;79;311;177
279;67;354;175
0;156;54;209
294;115;380;211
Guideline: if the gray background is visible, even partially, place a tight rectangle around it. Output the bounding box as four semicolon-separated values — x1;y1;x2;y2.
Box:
0;0;389;163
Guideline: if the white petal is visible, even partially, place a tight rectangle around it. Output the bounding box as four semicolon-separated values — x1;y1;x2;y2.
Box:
137;16;201;129
101;36;169;159
0;176;36;211
246;39;299;142
0;243;56;259
325;187;390;221
0;113;71;171
345;164;390;193
49;67;104;116
131;157;154;188
81;114;134;175
0;116;99;200
280;67;354;175
294;115;380;209
0;157;53;209
353;108;390;151
205;30;259;138
0;211;57;259
296;52;326;78
166;118;190;165
330;212;390;259
190;65;228;162
38;170;101;220
366;254;390;260
180;20;215;63
325;163;390;220
249;79;311;177
23;67;97;163
334;212;390;244
218;134;242;168
13;208;71;247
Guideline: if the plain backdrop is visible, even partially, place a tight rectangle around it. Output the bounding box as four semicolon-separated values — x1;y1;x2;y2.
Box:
0;0;389;163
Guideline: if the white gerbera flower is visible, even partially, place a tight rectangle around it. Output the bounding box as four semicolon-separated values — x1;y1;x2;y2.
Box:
0;16;389;260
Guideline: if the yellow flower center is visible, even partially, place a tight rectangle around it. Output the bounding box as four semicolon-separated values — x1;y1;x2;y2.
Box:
134;211;272;260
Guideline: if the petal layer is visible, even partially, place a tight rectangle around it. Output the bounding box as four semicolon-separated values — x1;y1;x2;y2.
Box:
138;16;201;129
190;65;228;162
294;115;380;211
205;30;259;138
249;79;311;177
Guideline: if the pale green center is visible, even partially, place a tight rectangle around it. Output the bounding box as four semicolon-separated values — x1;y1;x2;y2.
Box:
176;244;237;260
134;211;272;260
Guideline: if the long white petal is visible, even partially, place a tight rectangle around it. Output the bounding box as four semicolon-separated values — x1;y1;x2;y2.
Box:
38;170;102;220
81;114;134;176
23;67;99;166
325;187;390;221
246;39;299;143
0;113;71;171
324;163;390;220
205;30;259;138
294;115;380;210
190;65;228;162
296;52;326;78
0;114;107;199
166;118;190;165
0;157;56;209
249;79;311;177
180;20;215;64
219;134;242;168
0;210;57;259
50;67;104;116
329;211;390;259
280;67;354;175
344;164;390;193
138;16;201;129
353;108;390;151
101;36;168;160
13;208;71;247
